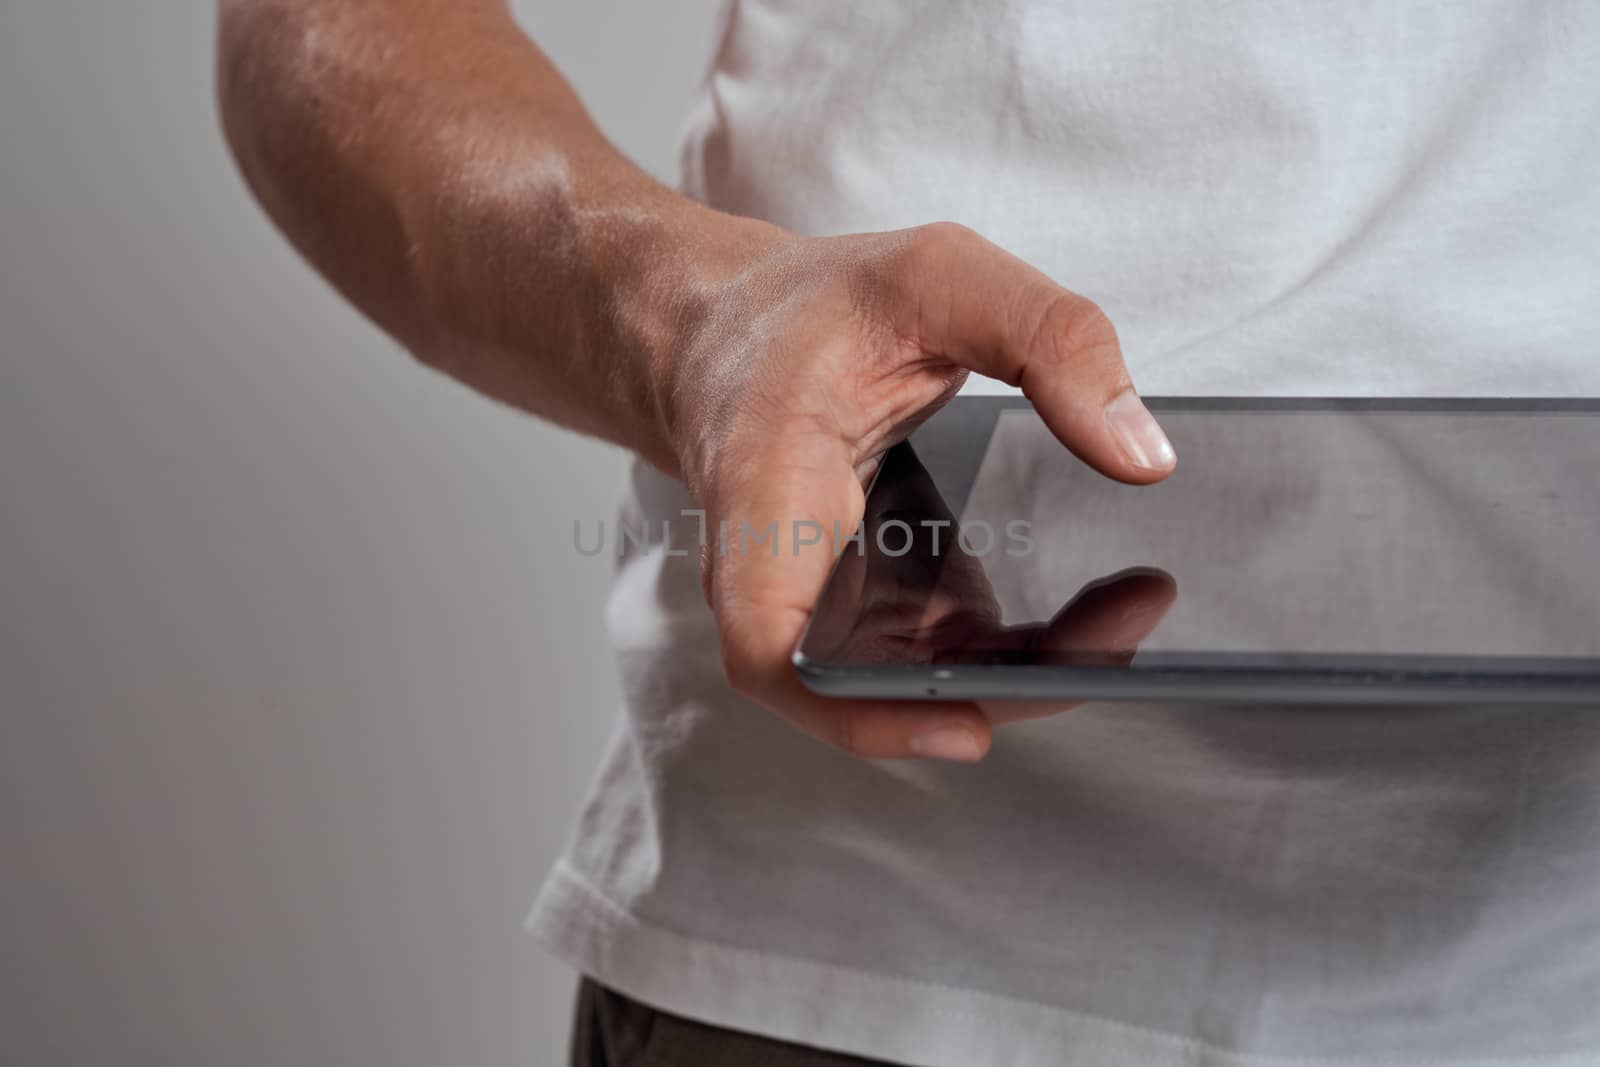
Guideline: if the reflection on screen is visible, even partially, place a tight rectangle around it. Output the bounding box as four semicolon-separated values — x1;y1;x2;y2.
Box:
963;407;1600;659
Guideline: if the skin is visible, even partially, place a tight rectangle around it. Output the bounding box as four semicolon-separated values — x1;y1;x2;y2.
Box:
809;446;1178;725
216;0;1178;763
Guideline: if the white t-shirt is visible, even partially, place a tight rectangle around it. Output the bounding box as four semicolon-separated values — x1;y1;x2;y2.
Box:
529;3;1600;1064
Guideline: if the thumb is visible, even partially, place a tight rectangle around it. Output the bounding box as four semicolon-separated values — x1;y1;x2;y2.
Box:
878;222;1176;484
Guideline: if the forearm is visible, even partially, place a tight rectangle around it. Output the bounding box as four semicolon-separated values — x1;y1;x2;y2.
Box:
215;0;780;472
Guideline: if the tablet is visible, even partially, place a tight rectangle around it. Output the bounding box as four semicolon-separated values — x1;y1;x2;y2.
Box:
794;397;1600;704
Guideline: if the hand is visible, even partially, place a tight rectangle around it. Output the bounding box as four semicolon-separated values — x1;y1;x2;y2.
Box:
215;3;1173;762
662;222;1178;762
806;442;1177;728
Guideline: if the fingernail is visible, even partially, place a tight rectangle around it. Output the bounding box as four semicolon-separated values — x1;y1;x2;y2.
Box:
1105;390;1177;473
909;725;984;762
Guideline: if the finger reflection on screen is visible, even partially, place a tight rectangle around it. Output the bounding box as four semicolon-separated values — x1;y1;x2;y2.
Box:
809;444;1178;725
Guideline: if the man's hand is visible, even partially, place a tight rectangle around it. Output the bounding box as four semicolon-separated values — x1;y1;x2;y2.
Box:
217;0;1176;764
664;222;1176;762
807;442;1179;733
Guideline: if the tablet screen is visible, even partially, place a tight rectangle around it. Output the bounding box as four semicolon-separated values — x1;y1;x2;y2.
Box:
799;399;1600;677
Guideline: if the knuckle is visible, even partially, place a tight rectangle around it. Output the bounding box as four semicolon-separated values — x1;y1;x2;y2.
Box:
917;219;979;247
883;221;979;278
907;220;981;265
1059;298;1121;356
868;221;987;340
1021;292;1120;375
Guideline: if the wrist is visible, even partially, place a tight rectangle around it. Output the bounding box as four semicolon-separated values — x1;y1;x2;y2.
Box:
607;200;792;481
409;139;787;477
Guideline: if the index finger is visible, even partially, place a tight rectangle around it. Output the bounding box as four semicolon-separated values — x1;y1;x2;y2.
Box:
707;431;992;761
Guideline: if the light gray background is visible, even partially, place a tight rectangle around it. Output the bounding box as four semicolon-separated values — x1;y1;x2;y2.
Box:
0;2;720;1064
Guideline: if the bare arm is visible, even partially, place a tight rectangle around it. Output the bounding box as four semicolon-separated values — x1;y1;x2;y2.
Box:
216;0;775;472
217;0;1177;761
